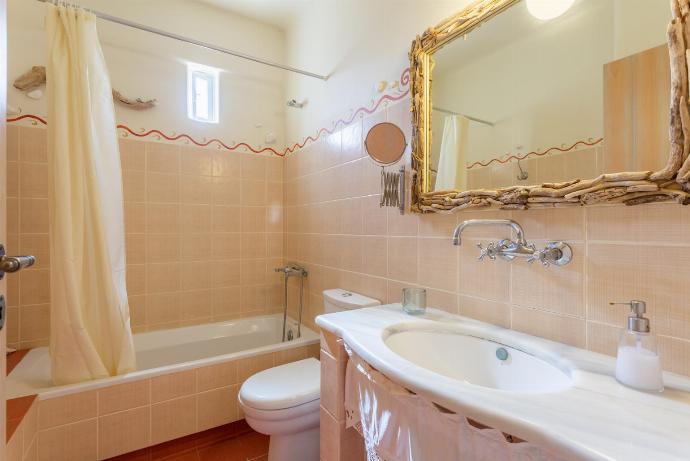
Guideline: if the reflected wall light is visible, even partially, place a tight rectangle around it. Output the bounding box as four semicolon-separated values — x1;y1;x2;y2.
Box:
526;0;576;20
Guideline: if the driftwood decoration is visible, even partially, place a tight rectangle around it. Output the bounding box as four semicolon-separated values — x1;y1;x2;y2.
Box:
111;90;157;111
13;66;46;92
409;0;690;212
12;65;156;110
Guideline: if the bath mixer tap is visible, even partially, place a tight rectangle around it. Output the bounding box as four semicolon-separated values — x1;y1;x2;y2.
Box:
452;219;573;267
275;265;308;277
275;264;308;342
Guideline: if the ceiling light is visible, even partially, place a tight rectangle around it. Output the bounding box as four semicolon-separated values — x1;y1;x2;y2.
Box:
526;0;576;20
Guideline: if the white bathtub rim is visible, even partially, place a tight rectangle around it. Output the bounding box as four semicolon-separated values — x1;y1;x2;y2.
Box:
7;316;319;401
134;314;304;351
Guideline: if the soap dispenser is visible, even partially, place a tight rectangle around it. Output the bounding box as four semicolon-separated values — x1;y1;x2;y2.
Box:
610;300;663;392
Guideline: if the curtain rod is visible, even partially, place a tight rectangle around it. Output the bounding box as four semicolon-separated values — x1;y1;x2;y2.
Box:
434;107;494;127
36;0;329;81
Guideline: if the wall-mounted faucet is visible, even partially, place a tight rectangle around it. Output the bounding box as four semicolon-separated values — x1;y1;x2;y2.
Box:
452;219;573;267
452;219;526;246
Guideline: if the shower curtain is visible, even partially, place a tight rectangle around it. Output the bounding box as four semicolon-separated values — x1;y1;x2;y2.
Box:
46;4;136;384
435;115;469;191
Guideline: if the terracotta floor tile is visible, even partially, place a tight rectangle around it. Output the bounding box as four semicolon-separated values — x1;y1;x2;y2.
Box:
194;420;251;449
197;437;245;461
165;453;200;461
6;418;21;442
106;421;268;461
224;420;251;438
6;394;37;441
6;349;30;376
238;432;269;459
151;435;198;460
106;448;152;461
7;394;36;419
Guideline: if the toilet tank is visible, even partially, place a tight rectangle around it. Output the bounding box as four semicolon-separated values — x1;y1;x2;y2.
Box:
322;289;381;314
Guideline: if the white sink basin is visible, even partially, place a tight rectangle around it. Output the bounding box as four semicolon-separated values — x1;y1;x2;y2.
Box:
384;328;572;393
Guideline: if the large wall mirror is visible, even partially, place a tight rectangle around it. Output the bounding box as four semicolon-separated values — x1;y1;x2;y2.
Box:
410;0;690;212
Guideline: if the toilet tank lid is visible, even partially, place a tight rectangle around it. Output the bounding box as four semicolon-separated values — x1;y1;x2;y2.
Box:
239;358;320;411
322;289;381;309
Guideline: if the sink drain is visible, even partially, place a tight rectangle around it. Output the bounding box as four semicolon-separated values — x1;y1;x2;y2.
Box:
495;347;509;361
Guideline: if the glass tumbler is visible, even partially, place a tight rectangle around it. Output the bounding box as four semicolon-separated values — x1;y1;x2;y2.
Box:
402;288;427;315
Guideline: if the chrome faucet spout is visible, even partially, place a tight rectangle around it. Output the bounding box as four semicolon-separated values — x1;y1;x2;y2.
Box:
452;219;526;246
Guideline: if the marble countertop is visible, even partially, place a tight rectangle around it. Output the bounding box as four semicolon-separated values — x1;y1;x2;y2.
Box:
316;305;690;461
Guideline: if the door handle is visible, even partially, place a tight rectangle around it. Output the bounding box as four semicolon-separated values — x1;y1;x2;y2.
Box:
0;244;36;279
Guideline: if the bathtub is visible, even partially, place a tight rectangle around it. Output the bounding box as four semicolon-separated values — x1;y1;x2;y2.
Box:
7;313;319;400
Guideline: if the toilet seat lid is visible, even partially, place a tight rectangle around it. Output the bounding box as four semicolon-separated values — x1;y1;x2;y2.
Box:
239;357;320;411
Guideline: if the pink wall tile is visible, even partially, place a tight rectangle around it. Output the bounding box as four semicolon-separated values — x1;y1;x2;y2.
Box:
9;98;690;377
7;128;285;340
283;99;690;376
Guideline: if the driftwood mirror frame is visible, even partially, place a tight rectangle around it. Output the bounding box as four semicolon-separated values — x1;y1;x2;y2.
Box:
409;0;690;213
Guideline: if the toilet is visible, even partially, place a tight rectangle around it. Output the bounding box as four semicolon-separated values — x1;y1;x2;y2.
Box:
238;288;381;461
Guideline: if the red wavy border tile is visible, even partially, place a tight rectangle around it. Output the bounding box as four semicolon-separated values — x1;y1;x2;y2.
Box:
466;137;604;169
6;114;47;125
7;68;411;158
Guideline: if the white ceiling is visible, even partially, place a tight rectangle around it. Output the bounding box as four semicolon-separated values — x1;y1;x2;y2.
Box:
194;0;313;30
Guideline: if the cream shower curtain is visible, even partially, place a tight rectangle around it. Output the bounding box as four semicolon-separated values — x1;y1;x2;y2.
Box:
46;4;136;384
435;114;469;191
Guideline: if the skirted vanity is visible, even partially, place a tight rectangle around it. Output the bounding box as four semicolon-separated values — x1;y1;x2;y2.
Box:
316;305;690;461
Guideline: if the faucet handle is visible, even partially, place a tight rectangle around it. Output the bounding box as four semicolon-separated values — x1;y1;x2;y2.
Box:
527;242;572;267
477;242;497;261
527;248;550;266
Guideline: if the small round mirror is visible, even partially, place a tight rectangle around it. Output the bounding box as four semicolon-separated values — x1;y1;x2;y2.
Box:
364;122;406;166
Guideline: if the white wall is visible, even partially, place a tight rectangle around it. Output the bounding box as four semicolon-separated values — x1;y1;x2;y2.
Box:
284;0;670;154
614;0;670;59
284;0;476;144
433;0;613;166
8;0;287;149
430;0;668;172
8;0;672;152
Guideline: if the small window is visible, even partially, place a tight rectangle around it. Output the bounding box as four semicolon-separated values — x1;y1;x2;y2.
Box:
187;63;219;123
